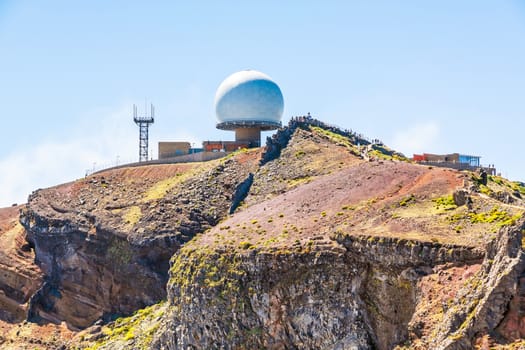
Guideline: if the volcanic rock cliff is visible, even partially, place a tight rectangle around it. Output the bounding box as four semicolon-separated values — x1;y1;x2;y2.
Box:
1;118;525;349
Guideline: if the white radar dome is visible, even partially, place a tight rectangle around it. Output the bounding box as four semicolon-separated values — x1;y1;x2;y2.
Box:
214;70;284;130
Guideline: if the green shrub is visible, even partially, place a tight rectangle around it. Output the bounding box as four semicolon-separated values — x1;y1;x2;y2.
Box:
239;241;253;249
433;195;456;210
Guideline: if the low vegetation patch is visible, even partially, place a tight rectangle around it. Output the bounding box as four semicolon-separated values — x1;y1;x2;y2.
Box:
143;164;207;202
369;144;409;162
287;176;312;188
469;206;521;228
123;205;141;228
239;241;253;249
433;195;457;211
310;126;360;156
81;302;166;350
488;175;525;197
107;238;133;266
399;194;416;207
143;173;186;202
171;246;242;292
447;205;521;232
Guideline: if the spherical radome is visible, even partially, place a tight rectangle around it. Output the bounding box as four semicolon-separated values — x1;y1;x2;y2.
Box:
215;70;284;129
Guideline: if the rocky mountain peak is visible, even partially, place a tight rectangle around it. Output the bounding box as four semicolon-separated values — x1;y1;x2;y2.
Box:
0;117;524;349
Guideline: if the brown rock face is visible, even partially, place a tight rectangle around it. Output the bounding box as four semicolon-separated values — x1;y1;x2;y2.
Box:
160;248;373;349
20;155;259;329
0;205;43;323
21;216;168;329
153;227;487;350
148;221;524;350
496;272;525;340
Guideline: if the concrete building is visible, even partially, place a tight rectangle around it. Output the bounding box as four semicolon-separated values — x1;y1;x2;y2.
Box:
202;141;251;152
413;153;480;166
158;142;191;159
214;70;284;147
413;153;495;174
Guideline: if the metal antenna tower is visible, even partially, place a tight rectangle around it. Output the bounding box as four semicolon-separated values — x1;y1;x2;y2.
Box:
133;103;155;162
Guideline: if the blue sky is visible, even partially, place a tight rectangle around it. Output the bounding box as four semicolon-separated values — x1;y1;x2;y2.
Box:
1;1;524;207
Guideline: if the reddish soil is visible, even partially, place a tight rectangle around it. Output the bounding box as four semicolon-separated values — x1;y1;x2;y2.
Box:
408;263;482;348
232;148;263;165
0;207;72;349
0;320;74;349
396;164;464;198
0;206;20;233
53;163;203;198
200;160;467;250
97;163;201;182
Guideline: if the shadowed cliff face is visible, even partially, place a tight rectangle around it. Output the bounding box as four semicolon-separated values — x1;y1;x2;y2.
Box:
0;205;43;323
3;119;525;349
19;154;260;329
0;206;76;349
148;222;523;350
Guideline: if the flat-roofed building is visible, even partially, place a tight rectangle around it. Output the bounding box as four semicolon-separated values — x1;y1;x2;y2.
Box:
412;152;494;174
158;142;191;159
202;141;250;152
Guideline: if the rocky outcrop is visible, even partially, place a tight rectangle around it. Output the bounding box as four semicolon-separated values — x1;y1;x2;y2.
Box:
260;115;371;165
249;126;365;207
155;246;373;350
144;223;522;350
19;154;259;329
21;215;167;329
428;220;525;349
0;206;43;324
335;235;484;268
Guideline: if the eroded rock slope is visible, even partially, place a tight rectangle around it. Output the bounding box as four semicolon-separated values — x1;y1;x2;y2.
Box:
72;119;525;350
19;154;260;329
2;118;525;349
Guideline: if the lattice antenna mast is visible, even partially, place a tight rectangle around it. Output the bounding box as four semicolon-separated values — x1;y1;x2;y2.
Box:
133;103;155;162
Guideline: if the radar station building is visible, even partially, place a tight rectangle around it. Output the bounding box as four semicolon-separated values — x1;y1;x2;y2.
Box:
158;69;284;160
214;70;284;147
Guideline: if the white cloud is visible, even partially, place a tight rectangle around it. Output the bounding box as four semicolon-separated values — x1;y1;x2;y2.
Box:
390;121;441;156
0;104;137;208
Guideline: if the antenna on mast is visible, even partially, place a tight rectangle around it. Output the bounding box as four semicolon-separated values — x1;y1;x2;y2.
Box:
133;102;155;162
